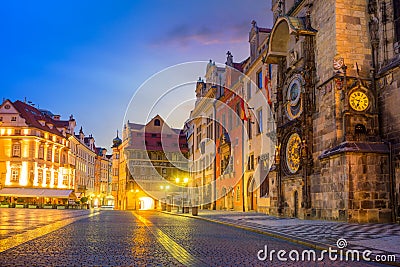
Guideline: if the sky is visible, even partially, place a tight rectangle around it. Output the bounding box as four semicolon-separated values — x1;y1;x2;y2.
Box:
0;0;273;150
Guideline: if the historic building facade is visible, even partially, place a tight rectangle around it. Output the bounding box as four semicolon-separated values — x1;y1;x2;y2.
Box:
94;147;112;207
184;0;398;223
187;61;225;209
0;99;110;207
262;0;399;222
112;115;189;210
0;100;76;205
68;128;97;198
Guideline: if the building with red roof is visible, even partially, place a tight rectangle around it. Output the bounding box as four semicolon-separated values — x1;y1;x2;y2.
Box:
0;99;111;208
111;115;188;210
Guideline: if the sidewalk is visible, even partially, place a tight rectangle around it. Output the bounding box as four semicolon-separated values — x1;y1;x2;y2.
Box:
163;209;400;264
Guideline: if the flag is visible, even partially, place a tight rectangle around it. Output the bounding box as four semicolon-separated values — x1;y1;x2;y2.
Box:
265;72;272;106
240;98;248;121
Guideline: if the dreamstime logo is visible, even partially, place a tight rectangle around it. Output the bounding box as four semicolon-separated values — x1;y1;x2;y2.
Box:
123;61;276;206
257;238;396;263
336;238;347;249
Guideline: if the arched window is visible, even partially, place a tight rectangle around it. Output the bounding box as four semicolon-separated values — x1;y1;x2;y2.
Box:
154;119;160;126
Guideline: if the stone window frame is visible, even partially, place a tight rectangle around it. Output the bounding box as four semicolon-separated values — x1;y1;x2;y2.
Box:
12;142;21;157
11;167;20;182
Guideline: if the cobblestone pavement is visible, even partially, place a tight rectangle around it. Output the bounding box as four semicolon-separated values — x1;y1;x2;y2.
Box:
168;209;400;264
0;209;96;239
0;209;394;266
0;209;99;252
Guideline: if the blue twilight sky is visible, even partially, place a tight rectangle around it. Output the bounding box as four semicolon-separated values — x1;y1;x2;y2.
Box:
0;1;273;149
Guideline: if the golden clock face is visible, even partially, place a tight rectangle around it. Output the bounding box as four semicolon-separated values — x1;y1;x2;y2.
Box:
285;133;301;174
349;91;369;111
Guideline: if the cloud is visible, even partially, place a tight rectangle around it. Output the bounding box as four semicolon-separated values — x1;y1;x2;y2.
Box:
152;21;250;48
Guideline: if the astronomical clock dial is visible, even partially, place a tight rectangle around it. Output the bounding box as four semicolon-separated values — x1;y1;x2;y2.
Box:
286;77;303;120
285;133;301;174
349;91;369;111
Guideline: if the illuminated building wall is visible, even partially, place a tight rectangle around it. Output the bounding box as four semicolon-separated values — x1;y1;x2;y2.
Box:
0;100;74;190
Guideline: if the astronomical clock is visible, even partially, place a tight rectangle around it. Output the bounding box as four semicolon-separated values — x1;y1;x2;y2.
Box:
285;133;301;174
285;75;304;121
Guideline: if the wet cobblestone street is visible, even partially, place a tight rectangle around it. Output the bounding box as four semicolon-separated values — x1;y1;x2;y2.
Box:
0;209;395;266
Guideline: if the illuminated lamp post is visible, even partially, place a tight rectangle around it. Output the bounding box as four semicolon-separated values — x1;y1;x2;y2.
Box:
175;177;189;213
130;188;139;210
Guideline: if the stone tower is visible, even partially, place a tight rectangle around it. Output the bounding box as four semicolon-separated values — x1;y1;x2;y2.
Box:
266;0;394;222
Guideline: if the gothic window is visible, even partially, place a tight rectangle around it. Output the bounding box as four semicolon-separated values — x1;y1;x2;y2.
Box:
154;119;161;126
12;142;21;157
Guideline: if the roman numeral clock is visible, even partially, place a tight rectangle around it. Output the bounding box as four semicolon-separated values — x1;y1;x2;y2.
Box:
349;90;369;112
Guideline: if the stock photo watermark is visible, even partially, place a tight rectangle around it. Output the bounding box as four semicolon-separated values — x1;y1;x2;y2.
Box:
257;238;396;263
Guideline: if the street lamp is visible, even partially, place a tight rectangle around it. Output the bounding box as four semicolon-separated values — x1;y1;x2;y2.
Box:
175;177;189;213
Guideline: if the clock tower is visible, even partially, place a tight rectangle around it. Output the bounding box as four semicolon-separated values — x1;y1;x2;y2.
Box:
266;0;392;222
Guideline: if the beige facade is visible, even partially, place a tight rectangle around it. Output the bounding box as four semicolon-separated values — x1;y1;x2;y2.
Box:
187;62;224;209
68;129;97;198
0;100;75;205
0;99;109;207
